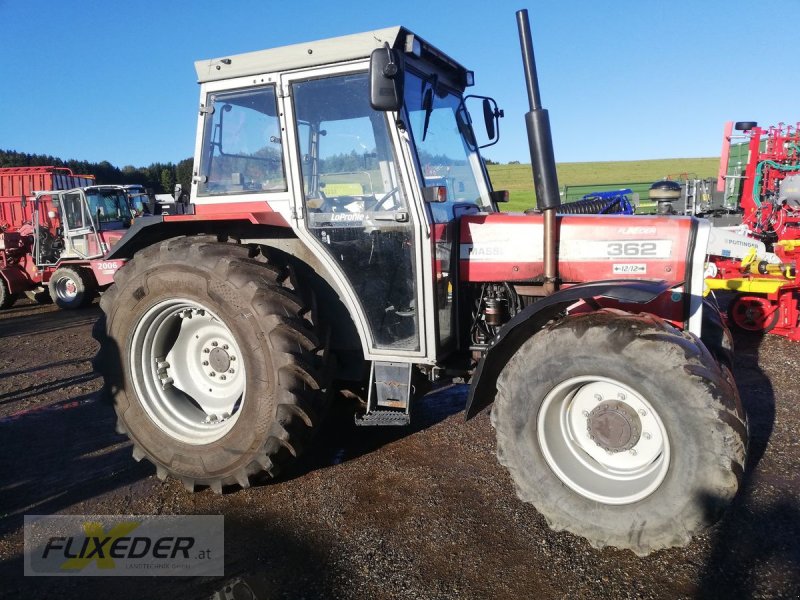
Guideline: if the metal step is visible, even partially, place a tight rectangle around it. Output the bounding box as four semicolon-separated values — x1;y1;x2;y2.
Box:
354;410;411;427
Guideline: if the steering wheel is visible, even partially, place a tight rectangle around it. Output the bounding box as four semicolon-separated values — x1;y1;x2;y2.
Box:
373;186;401;211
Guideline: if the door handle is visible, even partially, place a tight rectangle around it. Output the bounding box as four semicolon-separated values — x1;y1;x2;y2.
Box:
373;211;408;223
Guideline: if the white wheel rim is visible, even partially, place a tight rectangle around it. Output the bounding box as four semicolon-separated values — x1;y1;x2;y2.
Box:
130;298;246;445
55;276;79;300
537;376;670;505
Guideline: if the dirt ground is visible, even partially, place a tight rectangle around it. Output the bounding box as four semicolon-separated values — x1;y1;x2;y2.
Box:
1;298;799;599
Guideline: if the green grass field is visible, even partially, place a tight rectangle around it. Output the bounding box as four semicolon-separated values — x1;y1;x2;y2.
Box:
488;157;720;212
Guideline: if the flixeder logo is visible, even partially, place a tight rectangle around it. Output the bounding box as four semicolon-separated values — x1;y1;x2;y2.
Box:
24;515;224;576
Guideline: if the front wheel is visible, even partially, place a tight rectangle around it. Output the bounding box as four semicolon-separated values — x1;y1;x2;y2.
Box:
48;266;95;309
492;309;747;556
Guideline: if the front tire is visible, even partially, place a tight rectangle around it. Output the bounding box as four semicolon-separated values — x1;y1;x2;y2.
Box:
93;238;330;492
492;309;747;555
49;266;95;309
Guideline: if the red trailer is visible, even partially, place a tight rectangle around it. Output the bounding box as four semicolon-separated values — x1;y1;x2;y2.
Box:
0;167;129;309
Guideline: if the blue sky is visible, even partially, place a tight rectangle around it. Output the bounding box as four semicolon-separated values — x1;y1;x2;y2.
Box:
2;0;797;167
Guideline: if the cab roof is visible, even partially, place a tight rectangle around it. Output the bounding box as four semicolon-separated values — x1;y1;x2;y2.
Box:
194;26;469;86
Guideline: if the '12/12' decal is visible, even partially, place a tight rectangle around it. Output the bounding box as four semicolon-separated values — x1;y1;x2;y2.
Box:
613;263;647;274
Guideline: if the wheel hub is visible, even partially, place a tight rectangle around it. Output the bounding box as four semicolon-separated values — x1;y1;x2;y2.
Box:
587;400;642;453
209;347;232;373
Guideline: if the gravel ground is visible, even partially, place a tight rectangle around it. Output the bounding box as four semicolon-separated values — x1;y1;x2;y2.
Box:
0;299;799;599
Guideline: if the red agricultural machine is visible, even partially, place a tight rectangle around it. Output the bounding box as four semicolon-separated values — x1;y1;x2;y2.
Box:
704;122;800;338
0;167;130;309
92;10;747;556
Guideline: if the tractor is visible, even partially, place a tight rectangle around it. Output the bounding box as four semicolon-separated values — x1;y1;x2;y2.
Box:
1;182;131;309
93;10;747;555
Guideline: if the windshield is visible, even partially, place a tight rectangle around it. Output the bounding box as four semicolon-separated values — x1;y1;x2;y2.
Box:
86;189;132;224
404;71;491;222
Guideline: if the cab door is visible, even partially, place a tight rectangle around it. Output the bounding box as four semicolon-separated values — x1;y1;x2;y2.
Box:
57;190;104;259
282;67;425;355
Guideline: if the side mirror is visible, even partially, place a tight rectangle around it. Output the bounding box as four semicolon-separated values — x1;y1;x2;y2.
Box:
483;99;496;140
369;43;404;111
465;95;504;148
489;190;509;203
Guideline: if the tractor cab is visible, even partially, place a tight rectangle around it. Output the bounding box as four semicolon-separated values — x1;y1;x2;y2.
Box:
191;27;502;360
32;185;131;265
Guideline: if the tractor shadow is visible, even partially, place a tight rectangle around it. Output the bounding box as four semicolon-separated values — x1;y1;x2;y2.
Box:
0;391;150;539
0;303;100;338
697;331;800;598
291;383;469;479
0;513;344;600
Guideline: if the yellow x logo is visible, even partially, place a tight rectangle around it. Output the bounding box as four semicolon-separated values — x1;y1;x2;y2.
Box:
61;521;141;571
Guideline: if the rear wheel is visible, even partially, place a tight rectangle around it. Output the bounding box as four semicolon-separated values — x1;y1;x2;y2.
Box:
492;309;747;555
728;293;778;333
0;278;17;310
48;266;95;309
93;238;330;491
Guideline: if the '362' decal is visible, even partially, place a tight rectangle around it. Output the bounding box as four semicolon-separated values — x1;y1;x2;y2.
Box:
607;241;660;257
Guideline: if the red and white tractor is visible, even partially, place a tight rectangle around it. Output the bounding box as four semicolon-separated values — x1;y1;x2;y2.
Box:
93;11;746;555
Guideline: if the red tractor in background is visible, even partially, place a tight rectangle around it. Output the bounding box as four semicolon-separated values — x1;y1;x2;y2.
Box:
705;122;800;338
0;167;130;309
92;10;746;556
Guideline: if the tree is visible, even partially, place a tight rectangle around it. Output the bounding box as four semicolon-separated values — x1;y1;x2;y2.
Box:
160;168;176;195
175;158;194;197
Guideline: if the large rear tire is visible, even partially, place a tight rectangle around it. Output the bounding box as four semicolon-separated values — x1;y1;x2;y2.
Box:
492;309;747;556
93;238;330;492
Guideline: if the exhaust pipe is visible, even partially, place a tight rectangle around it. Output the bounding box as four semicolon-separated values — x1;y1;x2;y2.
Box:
516;9;560;294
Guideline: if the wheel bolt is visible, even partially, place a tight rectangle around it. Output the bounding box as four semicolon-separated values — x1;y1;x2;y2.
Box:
582;410;589;417
203;361;209;366
230;356;236;362
209;372;216;377
220;375;227;381
643;432;651;440
630;449;638;456
203;348;210;354
594;394;602;401
223;344;229;350
228;369;235;374
617;392;626;401
212;341;218;347
638;409;647;416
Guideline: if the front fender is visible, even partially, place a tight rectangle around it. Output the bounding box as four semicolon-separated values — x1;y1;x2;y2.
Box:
465;279;672;420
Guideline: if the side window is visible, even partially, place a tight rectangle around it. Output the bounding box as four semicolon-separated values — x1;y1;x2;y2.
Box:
62;192;86;229
198;85;286;195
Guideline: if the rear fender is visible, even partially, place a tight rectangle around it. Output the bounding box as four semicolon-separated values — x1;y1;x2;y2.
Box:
465;279;672;420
